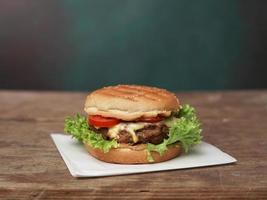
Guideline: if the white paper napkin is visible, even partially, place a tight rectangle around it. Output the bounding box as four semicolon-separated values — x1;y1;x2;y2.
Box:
51;133;236;177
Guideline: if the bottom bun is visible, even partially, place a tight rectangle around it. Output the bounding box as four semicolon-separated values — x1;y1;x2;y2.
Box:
84;142;182;164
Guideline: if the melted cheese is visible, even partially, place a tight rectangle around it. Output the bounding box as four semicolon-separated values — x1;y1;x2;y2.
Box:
108;122;148;143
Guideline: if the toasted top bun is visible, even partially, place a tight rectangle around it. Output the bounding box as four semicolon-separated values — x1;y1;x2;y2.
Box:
84;85;180;121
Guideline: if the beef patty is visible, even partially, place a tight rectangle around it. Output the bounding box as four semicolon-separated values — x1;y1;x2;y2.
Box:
90;124;169;145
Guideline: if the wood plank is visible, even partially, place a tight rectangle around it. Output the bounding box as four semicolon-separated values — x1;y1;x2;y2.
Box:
0;90;267;199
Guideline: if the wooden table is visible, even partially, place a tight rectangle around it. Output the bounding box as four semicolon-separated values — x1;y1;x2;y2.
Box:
0;90;267;199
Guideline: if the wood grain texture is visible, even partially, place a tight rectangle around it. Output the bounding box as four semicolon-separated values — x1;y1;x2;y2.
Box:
0;90;267;199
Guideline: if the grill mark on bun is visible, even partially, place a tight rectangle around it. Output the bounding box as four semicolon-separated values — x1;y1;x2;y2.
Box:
119;85;172;98
100;85;161;102
99;88;139;102
112;86;159;101
115;85;169;101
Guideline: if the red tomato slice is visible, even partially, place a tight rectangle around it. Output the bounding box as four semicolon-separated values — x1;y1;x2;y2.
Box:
88;115;120;128
138;116;164;123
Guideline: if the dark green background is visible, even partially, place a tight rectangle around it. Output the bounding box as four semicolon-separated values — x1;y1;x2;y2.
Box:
0;0;266;91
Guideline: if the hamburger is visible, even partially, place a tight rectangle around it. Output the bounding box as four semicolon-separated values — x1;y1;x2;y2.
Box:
64;85;202;164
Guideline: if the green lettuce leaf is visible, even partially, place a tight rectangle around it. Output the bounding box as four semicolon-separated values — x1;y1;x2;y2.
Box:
64;104;202;162
64;114;117;153
147;104;202;161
